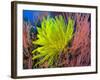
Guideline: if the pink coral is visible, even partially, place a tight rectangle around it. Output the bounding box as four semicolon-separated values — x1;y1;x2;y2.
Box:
23;22;33;69
69;13;91;66
58;13;91;67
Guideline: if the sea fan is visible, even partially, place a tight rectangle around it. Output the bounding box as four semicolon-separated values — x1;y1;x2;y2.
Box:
69;14;91;66
23;21;36;69
32;15;74;67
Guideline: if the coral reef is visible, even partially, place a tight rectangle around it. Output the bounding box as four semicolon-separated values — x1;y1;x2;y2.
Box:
23;11;91;69
23;21;37;69
70;13;91;66
58;13;91;67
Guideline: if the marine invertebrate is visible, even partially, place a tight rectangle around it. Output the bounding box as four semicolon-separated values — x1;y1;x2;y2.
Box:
32;15;74;67
55;13;91;67
69;13;91;66
23;21;36;69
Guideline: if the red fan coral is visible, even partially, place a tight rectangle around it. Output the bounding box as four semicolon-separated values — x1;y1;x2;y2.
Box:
23;12;91;68
57;13;91;67
69;13;91;66
23;22;33;69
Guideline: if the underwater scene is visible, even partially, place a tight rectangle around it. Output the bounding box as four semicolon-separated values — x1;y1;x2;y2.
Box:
23;10;91;69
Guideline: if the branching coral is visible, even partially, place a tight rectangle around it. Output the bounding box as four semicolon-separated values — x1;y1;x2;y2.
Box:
55;13;91;67
23;21;36;69
32;15;74;67
69;13;91;66
23;12;91;68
